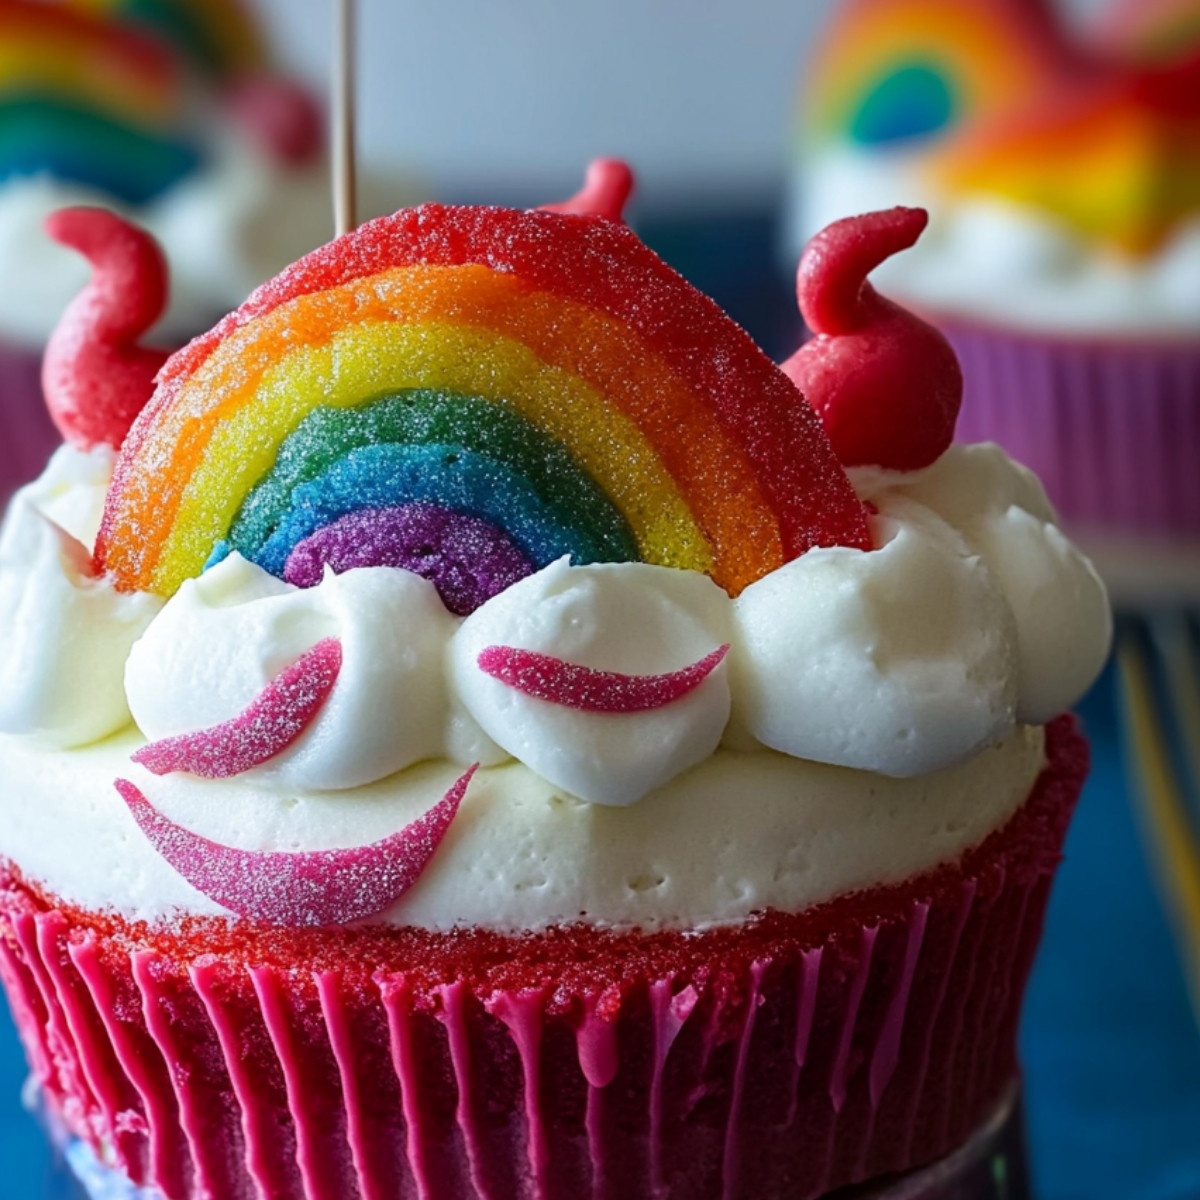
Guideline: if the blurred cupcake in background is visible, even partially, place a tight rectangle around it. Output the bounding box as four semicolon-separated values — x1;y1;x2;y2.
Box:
0;0;331;497
787;0;1200;601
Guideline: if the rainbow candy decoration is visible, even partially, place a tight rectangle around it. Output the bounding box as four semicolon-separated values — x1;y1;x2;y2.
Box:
97;200;870;608
0;0;199;204
933;51;1200;253
70;0;266;79
804;0;1071;148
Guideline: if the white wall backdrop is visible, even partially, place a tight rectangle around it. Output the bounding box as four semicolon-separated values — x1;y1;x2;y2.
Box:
254;0;1113;207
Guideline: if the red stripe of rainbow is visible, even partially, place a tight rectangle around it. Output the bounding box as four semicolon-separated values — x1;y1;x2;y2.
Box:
0;0;180;125
70;0;266;77
98;205;870;598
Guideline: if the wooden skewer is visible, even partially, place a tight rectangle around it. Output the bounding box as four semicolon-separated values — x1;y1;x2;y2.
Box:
332;0;357;236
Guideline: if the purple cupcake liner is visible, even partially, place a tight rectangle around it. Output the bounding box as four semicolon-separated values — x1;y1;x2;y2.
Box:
0;340;60;502
942;320;1200;539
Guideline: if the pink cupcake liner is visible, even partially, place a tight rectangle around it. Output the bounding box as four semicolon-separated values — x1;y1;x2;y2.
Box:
0;716;1088;1200
0;341;60;501
943;321;1200;538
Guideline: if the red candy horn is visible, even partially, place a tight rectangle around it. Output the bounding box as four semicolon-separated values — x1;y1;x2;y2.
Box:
781;208;962;472
541;158;635;223
42;207;171;452
224;73;323;166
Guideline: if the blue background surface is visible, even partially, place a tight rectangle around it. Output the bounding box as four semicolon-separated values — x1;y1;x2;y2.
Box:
2;214;1199;1197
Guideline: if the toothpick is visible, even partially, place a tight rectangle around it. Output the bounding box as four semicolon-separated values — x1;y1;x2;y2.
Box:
332;0;357;236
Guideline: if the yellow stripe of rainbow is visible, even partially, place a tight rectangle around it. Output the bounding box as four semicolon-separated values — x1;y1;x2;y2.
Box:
0;38;176;126
107;264;784;597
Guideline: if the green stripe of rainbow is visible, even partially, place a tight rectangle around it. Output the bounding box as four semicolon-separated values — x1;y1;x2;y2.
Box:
99;205;870;598
227;388;638;568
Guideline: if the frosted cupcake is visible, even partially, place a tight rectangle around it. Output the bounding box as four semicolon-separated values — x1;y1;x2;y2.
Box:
0;0;329;498
0;167;1110;1198
788;0;1200;598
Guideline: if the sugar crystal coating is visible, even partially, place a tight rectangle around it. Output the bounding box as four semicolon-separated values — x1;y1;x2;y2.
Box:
115;765;476;927
99;197;869;601
131;637;341;778
476;643;730;713
284;505;533;616
42;207;170;450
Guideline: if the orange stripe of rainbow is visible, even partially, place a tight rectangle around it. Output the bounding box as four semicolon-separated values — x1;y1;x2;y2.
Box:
102;264;783;597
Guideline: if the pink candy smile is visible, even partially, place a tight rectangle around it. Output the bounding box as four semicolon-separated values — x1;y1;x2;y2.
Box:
114;766;476;927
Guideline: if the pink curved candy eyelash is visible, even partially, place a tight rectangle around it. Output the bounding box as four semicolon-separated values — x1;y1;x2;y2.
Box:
114;766;476;928
131;638;342;779
476;643;730;713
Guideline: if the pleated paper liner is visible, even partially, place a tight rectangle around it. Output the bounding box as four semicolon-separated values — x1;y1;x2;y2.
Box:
0;715;1088;1200
943;319;1200;540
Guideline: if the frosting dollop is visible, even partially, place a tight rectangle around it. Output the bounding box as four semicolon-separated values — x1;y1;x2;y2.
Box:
450;559;732;806
852;443;1113;726
0;440;1109;801
0;448;162;747
731;496;1019;776
125;554;455;790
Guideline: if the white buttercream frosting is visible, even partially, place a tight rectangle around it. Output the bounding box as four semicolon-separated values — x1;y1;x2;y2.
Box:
0;443;1109;800
450;559;733;806
0;722;1045;931
0;133;331;347
125;554;457;791
0;455;162;748
855;444;1114;727
789;147;1200;336
730;498;1019;776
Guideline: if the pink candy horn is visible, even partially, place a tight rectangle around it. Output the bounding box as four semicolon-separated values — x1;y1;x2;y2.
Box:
42;207;171;452
223;73;324;166
781;208;962;472
541;158;635;223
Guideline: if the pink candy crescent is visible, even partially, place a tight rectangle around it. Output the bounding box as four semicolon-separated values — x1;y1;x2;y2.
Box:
41;207;171;451
477;644;730;712
131;639;343;779
115;766;476;927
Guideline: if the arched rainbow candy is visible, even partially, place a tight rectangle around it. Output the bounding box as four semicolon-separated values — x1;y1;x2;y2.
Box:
804;0;1072;149
98;194;870;605
68;0;265;78
0;0;199;203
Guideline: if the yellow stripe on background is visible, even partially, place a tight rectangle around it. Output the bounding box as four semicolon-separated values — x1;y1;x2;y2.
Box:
1117;631;1200;1025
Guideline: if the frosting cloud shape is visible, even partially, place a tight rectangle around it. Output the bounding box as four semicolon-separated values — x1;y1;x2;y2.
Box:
0;443;1111;804
125;554;455;790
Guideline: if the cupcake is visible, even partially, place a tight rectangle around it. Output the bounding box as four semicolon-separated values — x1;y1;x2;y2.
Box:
0;165;1110;1198
788;0;1200;599
0;0;330;500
